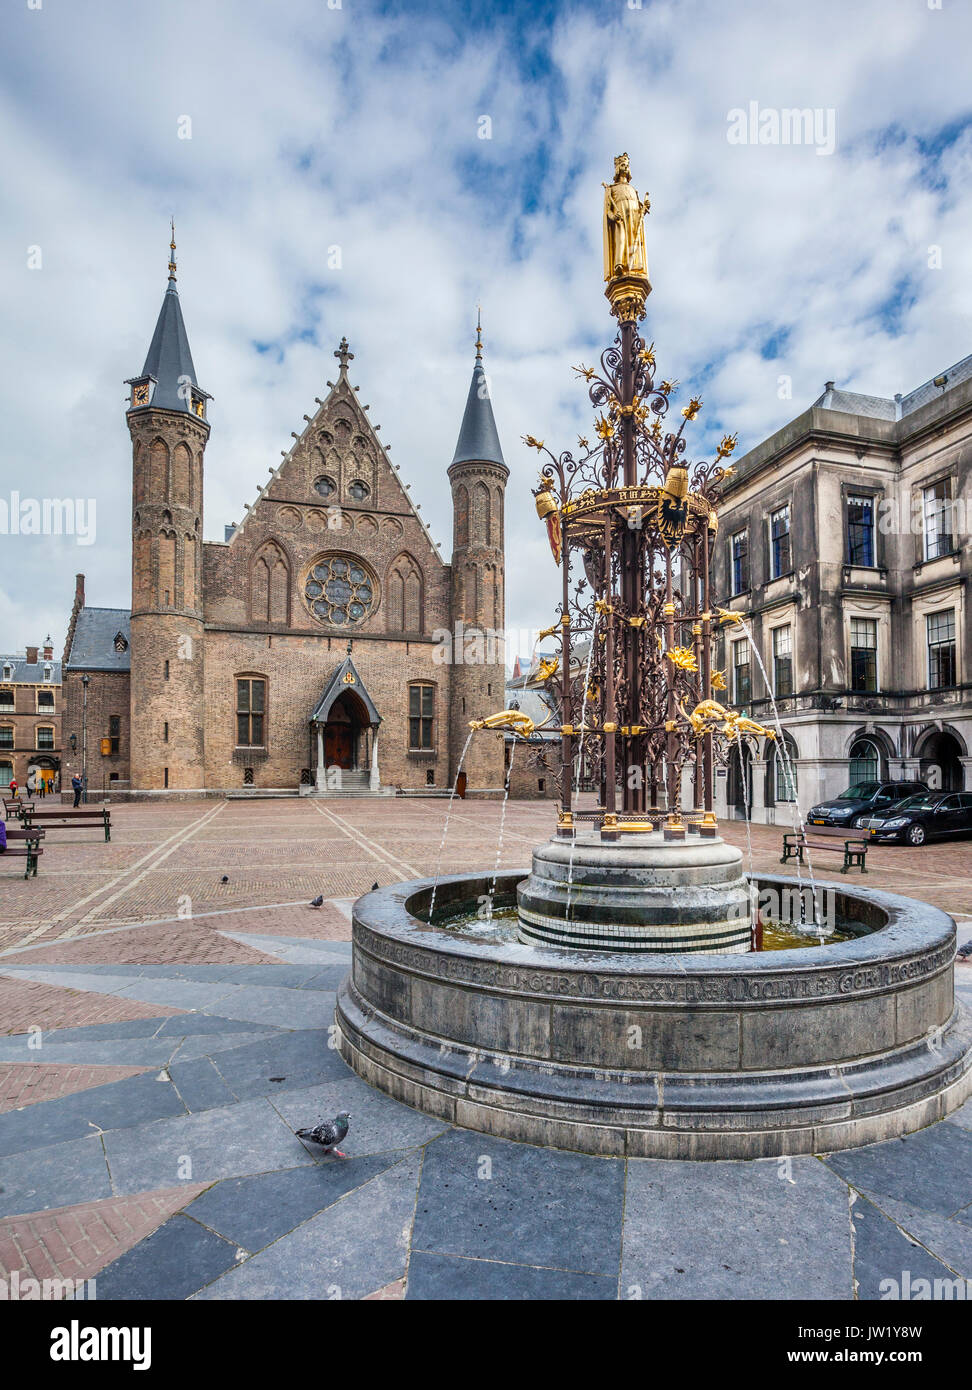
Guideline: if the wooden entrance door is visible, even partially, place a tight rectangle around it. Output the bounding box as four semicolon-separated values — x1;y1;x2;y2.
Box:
324;723;354;770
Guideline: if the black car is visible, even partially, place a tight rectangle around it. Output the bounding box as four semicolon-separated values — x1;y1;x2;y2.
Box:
861;791;972;846
807;780;927;829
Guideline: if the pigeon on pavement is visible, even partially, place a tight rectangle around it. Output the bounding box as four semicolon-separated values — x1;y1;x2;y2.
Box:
310;895;324;908
296;1112;351;1157
372;882;379;891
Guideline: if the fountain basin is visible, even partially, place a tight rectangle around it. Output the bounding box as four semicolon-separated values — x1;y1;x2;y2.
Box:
336;870;972;1158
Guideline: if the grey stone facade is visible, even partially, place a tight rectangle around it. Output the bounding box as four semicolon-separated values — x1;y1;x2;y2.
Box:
710;358;972;824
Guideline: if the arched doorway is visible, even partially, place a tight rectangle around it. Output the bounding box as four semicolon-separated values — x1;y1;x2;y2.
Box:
727;742;754;817
916;729;964;792
323;691;364;770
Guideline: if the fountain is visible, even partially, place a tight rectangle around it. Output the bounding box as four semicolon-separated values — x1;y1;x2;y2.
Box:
336;158;972;1158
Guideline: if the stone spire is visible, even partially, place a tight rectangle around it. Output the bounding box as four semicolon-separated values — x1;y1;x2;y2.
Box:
451;314;505;467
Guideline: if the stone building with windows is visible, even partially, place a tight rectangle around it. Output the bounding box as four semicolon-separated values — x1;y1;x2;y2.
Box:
60;243;508;798
712;356;972;823
0;638;61;793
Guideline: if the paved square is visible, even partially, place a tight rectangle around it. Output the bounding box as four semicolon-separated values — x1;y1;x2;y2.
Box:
0;796;970;1299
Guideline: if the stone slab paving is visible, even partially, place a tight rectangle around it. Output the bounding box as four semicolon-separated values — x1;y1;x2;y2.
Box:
0;799;970;1298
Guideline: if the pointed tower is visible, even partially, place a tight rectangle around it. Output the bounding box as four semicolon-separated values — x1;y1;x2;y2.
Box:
448;314;508;791
125;225;211;790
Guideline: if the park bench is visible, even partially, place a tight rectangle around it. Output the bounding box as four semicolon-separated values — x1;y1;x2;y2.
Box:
20;806;111;842
3;798;34;821
781;831;868;874
2;826;45;878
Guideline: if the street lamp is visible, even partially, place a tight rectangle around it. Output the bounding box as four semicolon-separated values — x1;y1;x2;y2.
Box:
81;674;90;805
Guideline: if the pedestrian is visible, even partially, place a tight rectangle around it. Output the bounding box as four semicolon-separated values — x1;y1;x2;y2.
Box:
9;777;18;800
71;773;83;808
37;775;46;800
26;770;36;798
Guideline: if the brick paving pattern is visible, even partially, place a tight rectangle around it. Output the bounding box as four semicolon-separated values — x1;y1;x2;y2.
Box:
0;1063;152;1113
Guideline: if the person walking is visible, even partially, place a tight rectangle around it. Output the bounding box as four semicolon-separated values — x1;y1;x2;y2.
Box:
37;775;46;800
8;777;18;800
26;770;36;798
71;773;83;808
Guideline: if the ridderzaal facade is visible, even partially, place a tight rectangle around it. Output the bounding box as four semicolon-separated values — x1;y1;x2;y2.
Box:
62;241;508;798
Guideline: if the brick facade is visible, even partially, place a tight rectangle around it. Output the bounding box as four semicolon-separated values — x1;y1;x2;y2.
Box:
0;642;61;793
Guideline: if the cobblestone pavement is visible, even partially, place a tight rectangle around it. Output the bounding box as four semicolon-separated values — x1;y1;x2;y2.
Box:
0;797;969;1299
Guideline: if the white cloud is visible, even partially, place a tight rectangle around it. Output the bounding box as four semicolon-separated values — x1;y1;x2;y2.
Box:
1;0;970;660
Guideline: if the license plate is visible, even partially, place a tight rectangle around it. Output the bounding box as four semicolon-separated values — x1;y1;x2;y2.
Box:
811;818;824;825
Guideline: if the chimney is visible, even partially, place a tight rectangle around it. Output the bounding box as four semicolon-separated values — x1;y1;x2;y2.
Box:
75;574;85;607
43;634;53;661
26;646;39;665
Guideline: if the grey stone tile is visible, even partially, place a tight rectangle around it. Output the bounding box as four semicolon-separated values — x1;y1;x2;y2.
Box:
94;1214;241;1300
298;966;351;991
167;1031;280;1063
0;1017;171;1046
217;931;351;965
0;969;152;995
224;964;338;990
200;1030;347;1098
200;985;334;1029
406;1250;617;1300
823;1122;972;1218
103;1097;313;1193
156;1014;271;1037
0;1040;179;1068
168;1057;238;1113
0;1070;186;1157
621;1156;853;1300
192;1153;420;1300
413;1129;624;1276
850;1193;957;1299
111;980;243;1011
271;1072;449;1156
0;1135;111;1216
185;1153;405;1251
947;1096;972;1132
859;1192;972;1278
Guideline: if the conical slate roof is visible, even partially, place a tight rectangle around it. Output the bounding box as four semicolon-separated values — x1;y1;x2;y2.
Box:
139;279;200;413
451;327;506;467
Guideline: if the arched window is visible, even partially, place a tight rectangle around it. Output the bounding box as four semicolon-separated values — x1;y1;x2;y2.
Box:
770;734;798;803
172;442;191;505
36;725;55;751
251;541;290;625
454;485;469;548
849;738;881;784
0;761;12;789
386;553;423;633
236;675;267;748
0;725;13;751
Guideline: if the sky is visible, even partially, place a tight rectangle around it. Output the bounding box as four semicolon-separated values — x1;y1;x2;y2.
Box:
2;0;971;660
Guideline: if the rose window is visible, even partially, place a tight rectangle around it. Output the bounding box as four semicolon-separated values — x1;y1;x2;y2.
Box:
304;555;377;627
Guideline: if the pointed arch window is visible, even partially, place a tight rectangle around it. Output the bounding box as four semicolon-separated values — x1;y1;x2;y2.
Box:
252;541;290;625
386;553;424;633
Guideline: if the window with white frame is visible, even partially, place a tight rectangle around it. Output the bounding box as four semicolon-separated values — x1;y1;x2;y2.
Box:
732;638;751;706
772;624;793;696
770;505;791;579
923;480;953;561
849;617;877;692
926;609;956;689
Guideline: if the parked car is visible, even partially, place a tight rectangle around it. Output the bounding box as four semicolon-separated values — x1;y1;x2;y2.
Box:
807;781;927;829
858;791;972;846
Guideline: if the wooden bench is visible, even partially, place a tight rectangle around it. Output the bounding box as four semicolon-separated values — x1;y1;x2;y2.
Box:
781;831;868;874
21;806;111;841
3;798;34;821
2;827;45;878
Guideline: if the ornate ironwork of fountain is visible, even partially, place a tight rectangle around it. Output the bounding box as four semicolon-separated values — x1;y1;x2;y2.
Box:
336;159;972;1157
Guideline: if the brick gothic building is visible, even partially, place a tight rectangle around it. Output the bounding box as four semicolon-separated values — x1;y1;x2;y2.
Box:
62;247;508;797
0;639;61;793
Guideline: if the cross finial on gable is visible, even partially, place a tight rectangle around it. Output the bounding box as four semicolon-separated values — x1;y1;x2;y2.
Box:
335;337;354;374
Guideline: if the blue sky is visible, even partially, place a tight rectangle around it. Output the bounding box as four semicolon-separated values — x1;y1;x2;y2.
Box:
2;0;971;654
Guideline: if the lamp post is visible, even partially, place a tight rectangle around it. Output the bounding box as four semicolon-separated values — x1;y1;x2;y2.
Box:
81;674;90;804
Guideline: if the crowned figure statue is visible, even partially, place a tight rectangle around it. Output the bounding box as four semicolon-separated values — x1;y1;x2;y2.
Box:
602;152;650;282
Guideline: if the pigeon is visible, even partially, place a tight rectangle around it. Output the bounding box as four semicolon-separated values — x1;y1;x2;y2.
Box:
372;882;379;891
958;941;972;960
221;875;229;883
296;1112;351;1157
309;895;324;908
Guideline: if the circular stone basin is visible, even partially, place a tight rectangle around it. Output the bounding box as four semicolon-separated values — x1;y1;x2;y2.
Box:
336;870;972;1160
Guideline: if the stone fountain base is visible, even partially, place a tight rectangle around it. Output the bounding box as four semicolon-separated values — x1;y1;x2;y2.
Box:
336;871;972;1159
517;832;751;953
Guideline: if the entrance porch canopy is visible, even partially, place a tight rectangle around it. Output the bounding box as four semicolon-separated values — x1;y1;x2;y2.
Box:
310;656;382;729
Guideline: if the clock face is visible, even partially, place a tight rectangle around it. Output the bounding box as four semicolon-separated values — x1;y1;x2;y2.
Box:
132;383;149;407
